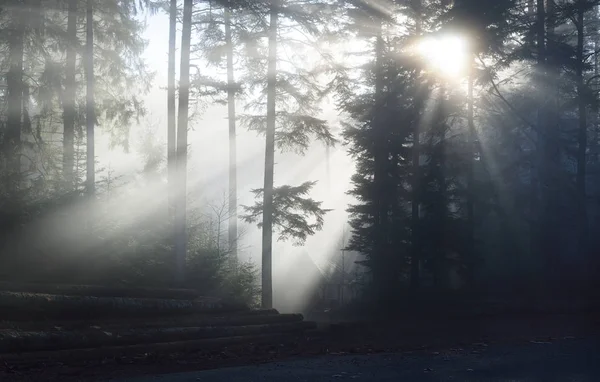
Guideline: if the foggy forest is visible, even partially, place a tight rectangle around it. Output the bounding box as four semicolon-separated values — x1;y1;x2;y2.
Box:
2;0;600;318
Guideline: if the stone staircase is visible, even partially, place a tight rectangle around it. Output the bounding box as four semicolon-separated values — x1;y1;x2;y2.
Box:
0;283;316;364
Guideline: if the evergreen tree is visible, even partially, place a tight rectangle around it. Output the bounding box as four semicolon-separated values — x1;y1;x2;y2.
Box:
168;0;177;223
62;0;77;190
174;0;194;284
85;0;95;200
236;0;337;308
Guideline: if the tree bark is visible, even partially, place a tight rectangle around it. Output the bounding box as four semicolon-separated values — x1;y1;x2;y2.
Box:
85;0;95;200
0;322;315;354
167;0;177;221
372;16;390;296
541;0;561;286
593;27;599;166
436;85;448;290
0;291;223;318
466;56;476;288
0;282;203;300
167;0;178;281
575;1;589;271
62;0;77;190
593;18;599;166
174;0;193;284
0;321;315;354
529;0;545;283
225;1;238;264
261;0;279;309
2;311;295;332
410;0;422;291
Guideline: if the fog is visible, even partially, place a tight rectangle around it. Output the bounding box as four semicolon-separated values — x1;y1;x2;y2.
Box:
89;12;360;312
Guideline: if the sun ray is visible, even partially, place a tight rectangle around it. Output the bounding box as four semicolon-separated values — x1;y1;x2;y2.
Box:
417;34;470;79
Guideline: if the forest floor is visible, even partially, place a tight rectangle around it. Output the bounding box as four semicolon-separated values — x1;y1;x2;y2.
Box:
1;312;599;381
115;336;600;382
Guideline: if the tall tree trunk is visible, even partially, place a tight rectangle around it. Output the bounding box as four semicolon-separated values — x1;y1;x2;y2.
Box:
174;0;193;284
372;16;389;296
466;55;475;288
541;0;561;286
63;0;77;190
435;85;448;290
437;86;448;289
262;0;278;309
529;0;545;281
410;0;422;291
224;0;238;265
575;1;589;275
168;0;177;219
593;23;599;165
85;0;95;199
594;8;600;278
167;0;178;279
5;4;26;194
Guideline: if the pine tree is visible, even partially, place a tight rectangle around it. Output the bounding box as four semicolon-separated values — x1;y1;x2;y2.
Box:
224;0;239;264
186;0;261;273
174;0;194;284
85;0;95;200
237;0;337;308
4;1;26;195
168;0;177;223
167;0;178;280
410;0;424;290
62;0;77;190
261;0;279;309
341;0;417;298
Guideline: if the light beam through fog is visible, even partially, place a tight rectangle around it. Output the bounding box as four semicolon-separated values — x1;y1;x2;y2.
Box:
89;12;360;313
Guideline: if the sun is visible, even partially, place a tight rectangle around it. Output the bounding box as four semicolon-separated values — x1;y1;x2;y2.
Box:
416;34;470;78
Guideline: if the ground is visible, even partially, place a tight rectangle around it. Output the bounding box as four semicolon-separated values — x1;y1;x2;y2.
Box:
2;312;599;381
117;337;600;381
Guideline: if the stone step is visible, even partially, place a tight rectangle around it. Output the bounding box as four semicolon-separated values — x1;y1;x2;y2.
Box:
0;291;231;321
0;320;317;353
0;284;315;366
0;282;203;300
0;311;301;332
0;332;306;365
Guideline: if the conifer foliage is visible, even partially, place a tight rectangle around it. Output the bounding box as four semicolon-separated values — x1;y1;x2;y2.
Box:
1;0;600;307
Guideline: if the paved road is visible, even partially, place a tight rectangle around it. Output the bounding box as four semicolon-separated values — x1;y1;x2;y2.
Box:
114;337;600;382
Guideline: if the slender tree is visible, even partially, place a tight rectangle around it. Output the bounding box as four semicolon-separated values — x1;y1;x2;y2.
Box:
410;0;423;290
167;0;178;279
575;0;589;267
63;0;77;190
5;1;26;193
174;0;193;284
466;51;475;288
85;0;95;200
168;0;177;221
539;0;562;284
261;0;279;309
237;0;336;308
224;0;239;263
